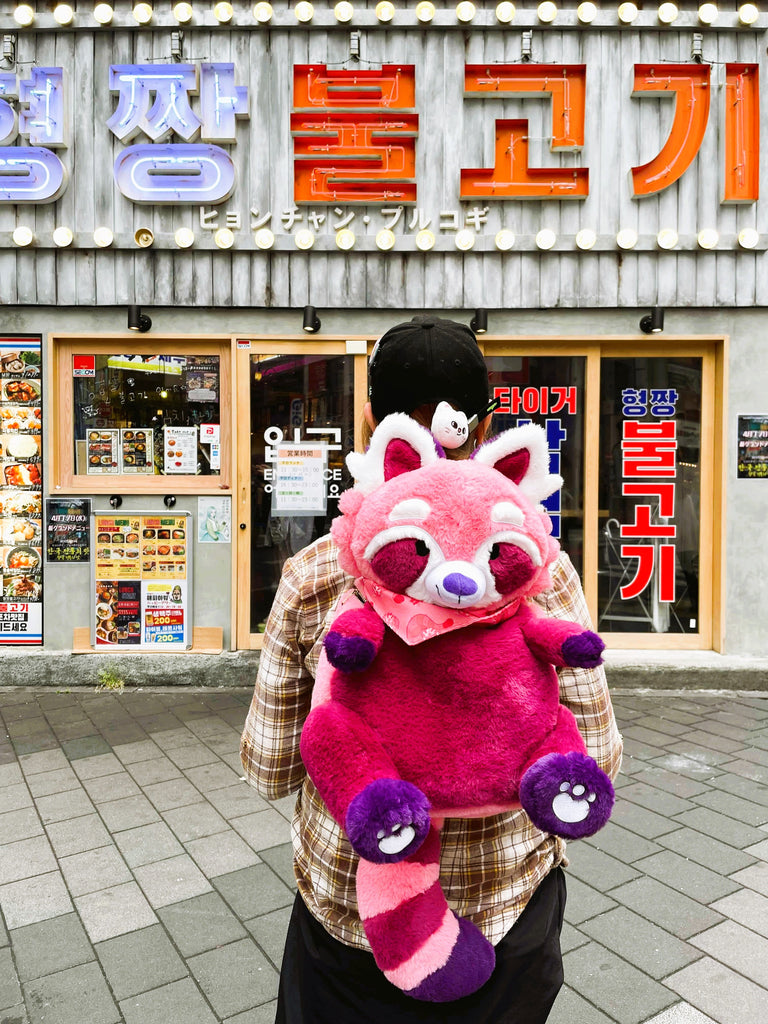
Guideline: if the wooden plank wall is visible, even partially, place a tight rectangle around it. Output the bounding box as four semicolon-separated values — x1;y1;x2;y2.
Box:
0;11;766;310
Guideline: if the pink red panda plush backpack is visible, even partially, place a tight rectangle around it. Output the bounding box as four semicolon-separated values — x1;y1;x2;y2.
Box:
299;413;615;1003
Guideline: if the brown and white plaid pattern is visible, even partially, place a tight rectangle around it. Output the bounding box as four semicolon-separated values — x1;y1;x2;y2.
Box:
240;535;623;950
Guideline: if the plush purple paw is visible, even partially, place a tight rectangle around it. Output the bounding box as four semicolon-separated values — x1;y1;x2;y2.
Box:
346;778;431;863
324;630;377;672
520;752;614;839
561;630;605;669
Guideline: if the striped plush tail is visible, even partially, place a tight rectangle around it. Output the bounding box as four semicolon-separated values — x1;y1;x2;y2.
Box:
356;825;496;1002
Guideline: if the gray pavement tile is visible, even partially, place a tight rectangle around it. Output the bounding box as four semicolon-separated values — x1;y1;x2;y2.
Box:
187;830;261;877
230;808;292;852
656;826;758;875
10;734;60;757
608;877;724;939
269;794;297;823
0;763;22;787
625;765;712;800
0;871;73;929
143;777;202;811
82;771;142;804
728;859;768;896
51;721;102;743
579;906;703;980
25;767;81;798
161;801;230;841
728;745;768;767
0;946;22;1011
99;725;148;747
184;761;243;793
22;961;120;1024
624;725;685;750
244;905;292;968
632;850;742;903
691;788;768;826
566;843;642;891
145;727;199;751
692;719;751;744
641;1005;718;1024
664;955;768;1024
119;977;217;1024
709;887;768;938
0;807;42;844
74;881;158;943
157;890;248;957
124;755;182;787
17;750;69;776
745;837;768;859
559;921;589;954
647;754;724;780
251;844;296;891
2;704;43;723
549;985;619;1024
111;738;162;764
585;822;663;864
35;788;95;825
188;937;279;1017
165;742;221;770
610;795;681;840
10;912;95;982
95;923;188;1000
668;743;734;768
60;735;112;760
0;835;57;885
0;784;32;815
97;794;161;832
1;1002;28;1023
60;845;132;897
689;918;768;988
679;730;744;755
112;820;184;868
561;874;618;927
224;1005;278;1024
707;769;768;804
673;806;768;849
206;784;270;820
133;853;213;908
45;813;113;858
140;712;186;733
212;864;295;920
622;737;668;762
563;940;677;1024
634;716;692;738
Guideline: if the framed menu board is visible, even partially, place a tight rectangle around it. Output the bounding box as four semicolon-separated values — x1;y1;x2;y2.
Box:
91;511;192;649
0;336;43;644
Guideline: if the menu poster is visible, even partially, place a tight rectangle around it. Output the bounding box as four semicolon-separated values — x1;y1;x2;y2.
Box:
273;444;327;516
737;415;768;479
86;429;120;474
185;357;219;403
0;336;42;644
92;512;191;648
121;428;154;474
163;426;197;474
45;498;91;563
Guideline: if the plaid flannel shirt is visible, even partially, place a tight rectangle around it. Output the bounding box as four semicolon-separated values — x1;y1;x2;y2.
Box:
240;534;623;950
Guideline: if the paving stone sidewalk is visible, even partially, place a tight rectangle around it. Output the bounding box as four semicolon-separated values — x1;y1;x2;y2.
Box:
0;686;767;1024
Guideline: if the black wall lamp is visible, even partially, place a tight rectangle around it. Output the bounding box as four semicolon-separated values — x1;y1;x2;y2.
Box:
302;305;321;333
639;307;664;334
109;495;122;509
470;308;488;335
164;495;176;509
128;305;152;332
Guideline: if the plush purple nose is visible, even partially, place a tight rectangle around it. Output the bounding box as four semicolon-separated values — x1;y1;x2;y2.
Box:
443;573;479;597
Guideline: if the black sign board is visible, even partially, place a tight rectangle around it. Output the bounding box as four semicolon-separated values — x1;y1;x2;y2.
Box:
45;498;91;562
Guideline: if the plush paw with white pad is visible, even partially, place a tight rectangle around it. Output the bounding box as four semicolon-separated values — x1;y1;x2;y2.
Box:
377;823;416;855
552;781;597;823
519;750;615;840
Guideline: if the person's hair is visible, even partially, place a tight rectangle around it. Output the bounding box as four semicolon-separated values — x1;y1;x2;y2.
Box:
361;403;476;460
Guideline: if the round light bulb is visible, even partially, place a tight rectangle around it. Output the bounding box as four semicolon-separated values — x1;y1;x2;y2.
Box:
376;229;396;250
173;1;193;21
254;1;273;18
335;228;355;250
495;1;515;21
213;0;233;19
536;228;556;250
254;228;275;249
454;229;475;251
334;0;353;19
294;229;315;250
617;2;638;22
93;2;114;23
376;0;394;19
415;229;435;251
132;2;153;23
294;1;312;20
697;3;718;24
697;228;719;249
657;228;678;249
658;2;678;23
738;227;759;248
13;4;35;26
415;1;435;20
577;1;596;22
53;3;74;24
537;1;557;22
575;228;596;250
12;226;33;247
495;229;515;251
52;226;73;247
456;1;475;21
214;227;235;248
616;228;638;249
93;227;113;247
174;227;195;248
738;3;759;24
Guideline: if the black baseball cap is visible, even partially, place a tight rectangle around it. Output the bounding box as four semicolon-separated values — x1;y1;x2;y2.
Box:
368;316;490;423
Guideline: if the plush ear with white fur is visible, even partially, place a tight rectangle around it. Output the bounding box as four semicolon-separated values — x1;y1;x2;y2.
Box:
346;413;442;495
472;423;562;503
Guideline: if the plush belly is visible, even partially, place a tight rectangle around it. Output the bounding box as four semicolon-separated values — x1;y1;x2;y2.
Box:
331;621;561;809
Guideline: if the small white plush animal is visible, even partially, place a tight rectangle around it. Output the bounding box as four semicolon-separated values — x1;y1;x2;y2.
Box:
430;401;469;449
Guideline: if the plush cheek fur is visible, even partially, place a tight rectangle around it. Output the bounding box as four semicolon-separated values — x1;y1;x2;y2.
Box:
370;538;429;591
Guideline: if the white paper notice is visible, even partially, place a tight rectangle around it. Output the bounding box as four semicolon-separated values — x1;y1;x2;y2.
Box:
273;444;327;516
163;426;197;474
